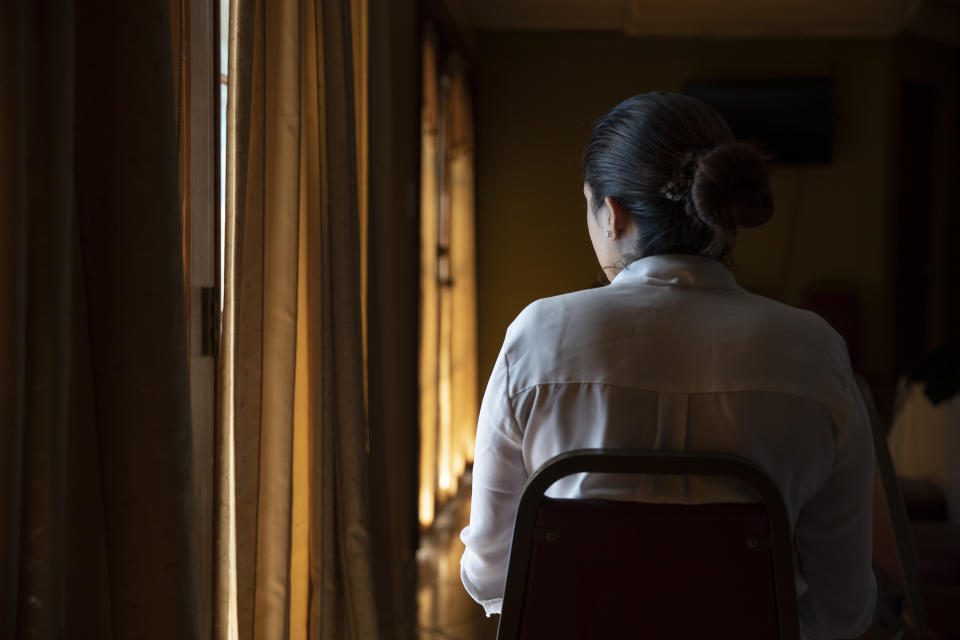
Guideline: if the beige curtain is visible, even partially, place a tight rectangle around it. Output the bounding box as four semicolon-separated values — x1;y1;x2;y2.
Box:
418;31;441;526
445;54;480;478
0;1;200;638
217;0;378;638
418;34;479;527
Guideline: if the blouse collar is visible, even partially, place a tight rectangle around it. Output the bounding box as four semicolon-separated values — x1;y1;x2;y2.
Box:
609;254;739;291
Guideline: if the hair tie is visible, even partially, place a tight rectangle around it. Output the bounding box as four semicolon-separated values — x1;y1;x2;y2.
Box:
659;179;689;202
658;154;700;202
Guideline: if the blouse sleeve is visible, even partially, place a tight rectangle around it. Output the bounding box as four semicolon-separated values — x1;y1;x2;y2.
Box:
793;370;877;639
460;330;528;616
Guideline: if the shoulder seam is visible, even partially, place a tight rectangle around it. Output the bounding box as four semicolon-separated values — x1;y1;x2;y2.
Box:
507;380;848;416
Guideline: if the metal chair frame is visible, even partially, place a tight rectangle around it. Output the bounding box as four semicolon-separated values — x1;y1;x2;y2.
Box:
856;375;930;639
496;449;800;640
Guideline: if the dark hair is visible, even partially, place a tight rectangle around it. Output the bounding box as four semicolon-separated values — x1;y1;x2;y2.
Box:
583;92;773;261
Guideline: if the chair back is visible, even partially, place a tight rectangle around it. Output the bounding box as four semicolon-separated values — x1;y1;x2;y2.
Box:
496;449;800;640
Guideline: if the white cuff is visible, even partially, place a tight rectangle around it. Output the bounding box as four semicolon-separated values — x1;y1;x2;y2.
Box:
460;563;503;617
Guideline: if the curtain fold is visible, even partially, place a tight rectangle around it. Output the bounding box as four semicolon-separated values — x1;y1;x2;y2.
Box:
1;0;200;637
445;54;479;474
418;30;441;527
218;0;379;637
365;0;422;635
417;32;479;528
311;1;379;638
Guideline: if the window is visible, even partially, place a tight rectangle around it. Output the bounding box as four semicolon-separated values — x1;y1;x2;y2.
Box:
219;0;228;307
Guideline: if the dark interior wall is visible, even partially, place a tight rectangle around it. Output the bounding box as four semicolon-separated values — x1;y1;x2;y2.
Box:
888;35;960;378
474;32;896;389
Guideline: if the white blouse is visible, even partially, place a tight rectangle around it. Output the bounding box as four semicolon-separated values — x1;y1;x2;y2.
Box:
460;254;876;640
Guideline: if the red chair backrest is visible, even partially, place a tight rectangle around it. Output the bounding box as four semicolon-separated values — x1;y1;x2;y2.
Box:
518;499;780;639
496;450;799;640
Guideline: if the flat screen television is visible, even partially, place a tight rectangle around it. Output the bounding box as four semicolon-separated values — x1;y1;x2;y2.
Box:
684;79;835;164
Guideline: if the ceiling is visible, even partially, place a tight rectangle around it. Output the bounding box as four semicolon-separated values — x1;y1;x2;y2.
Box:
453;0;932;38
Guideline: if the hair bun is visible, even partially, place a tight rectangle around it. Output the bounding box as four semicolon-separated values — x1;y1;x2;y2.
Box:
690;142;773;229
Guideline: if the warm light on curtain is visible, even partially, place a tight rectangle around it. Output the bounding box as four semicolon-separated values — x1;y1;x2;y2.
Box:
218;0;377;638
446;54;479;472
418;31;479;527
418;32;440;526
217;0;240;634
289;0;368;635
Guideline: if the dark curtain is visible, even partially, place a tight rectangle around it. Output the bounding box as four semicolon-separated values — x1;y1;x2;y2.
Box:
0;1;200;637
367;0;421;636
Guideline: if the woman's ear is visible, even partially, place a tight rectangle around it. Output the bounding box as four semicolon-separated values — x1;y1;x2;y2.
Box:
604;196;629;237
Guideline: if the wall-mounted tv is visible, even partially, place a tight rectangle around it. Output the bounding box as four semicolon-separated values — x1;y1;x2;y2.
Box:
684;79;835;164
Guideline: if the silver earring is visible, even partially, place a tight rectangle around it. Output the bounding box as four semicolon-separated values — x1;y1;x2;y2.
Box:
606;230;613;238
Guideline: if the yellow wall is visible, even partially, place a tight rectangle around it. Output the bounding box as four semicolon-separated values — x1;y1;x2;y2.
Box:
475;33;894;387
